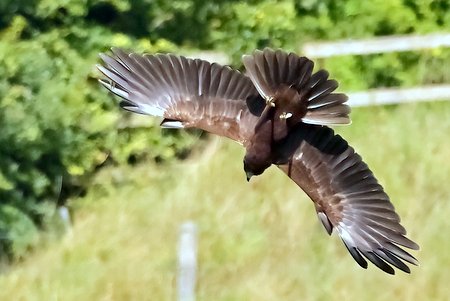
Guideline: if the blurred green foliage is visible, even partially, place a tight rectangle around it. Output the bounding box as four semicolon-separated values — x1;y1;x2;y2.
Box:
0;0;449;261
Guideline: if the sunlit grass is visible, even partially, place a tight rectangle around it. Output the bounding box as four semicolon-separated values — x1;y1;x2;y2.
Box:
1;101;449;300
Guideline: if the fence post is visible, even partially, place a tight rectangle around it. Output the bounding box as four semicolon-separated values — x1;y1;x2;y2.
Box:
58;206;72;232
177;222;198;301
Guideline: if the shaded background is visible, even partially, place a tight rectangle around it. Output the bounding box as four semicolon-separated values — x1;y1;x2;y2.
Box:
0;0;449;300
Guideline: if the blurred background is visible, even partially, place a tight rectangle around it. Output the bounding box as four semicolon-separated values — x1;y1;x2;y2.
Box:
0;0;449;300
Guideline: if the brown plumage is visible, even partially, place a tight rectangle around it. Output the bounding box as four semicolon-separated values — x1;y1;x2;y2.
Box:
97;47;419;275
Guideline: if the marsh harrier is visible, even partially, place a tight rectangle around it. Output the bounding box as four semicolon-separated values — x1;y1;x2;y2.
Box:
97;48;418;274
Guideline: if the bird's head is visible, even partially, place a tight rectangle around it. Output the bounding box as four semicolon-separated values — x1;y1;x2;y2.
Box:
243;154;271;182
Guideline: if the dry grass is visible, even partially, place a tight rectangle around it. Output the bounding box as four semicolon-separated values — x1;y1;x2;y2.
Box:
1;101;449;300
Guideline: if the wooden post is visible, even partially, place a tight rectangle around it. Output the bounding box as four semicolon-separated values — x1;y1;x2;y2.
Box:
58;206;72;231
177;222;198;301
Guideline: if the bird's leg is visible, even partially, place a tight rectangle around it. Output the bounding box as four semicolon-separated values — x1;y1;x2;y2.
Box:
266;96;276;107
279;112;292;119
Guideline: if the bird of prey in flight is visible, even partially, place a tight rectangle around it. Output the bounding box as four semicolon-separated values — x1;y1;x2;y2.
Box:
97;48;419;275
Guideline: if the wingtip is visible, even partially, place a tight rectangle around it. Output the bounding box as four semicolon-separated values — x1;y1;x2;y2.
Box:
98;78;109;87
241;53;253;65
98;52;109;61
110;47;130;58
410;240;420;251
95;64;107;74
363;251;396;275
262;47;275;53
110;46;120;53
254;48;265;54
340;117;352;126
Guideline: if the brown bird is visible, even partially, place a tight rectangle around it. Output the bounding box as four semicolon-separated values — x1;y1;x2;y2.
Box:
97;48;419;275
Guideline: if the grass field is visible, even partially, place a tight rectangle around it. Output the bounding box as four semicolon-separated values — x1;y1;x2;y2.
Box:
1;101;449;300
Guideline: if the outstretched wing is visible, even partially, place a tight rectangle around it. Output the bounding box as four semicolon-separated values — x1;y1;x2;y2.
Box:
242;48;350;126
277;124;419;274
97;48;263;144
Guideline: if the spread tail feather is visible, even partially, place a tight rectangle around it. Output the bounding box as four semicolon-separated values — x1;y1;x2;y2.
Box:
243;48;351;126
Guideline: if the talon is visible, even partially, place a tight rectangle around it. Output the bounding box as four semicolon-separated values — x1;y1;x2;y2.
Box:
266;96;275;107
280;112;292;119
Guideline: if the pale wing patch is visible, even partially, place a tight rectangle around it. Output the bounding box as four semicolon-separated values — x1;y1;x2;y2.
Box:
160;120;185;129
139;103;166;116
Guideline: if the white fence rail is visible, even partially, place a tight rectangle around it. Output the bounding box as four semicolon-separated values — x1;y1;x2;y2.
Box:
302;32;450;58
347;85;450;107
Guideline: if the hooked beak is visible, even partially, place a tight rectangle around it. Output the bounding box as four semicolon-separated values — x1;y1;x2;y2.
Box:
246;171;254;182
